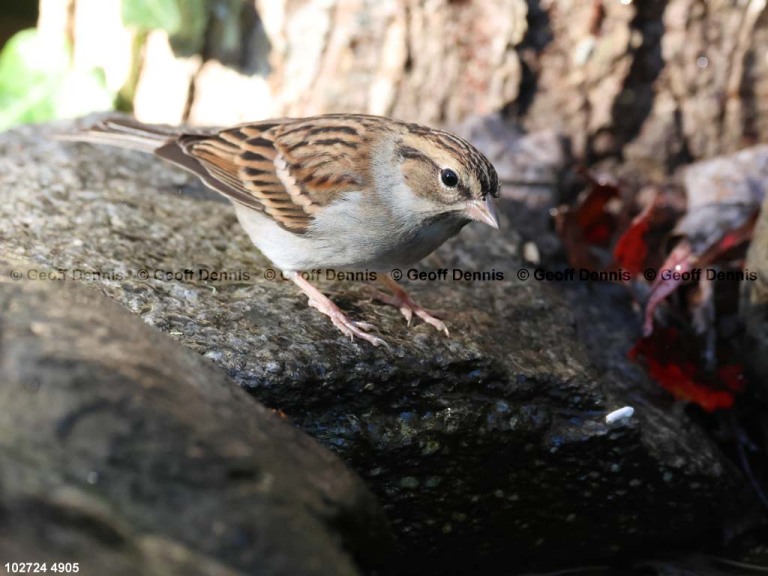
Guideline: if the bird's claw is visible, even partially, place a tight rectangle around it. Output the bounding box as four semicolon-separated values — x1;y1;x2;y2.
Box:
308;298;387;346
368;287;449;336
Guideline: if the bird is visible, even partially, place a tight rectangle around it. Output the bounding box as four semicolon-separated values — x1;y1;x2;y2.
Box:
60;114;500;346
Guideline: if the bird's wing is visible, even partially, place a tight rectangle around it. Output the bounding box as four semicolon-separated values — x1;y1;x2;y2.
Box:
158;117;375;234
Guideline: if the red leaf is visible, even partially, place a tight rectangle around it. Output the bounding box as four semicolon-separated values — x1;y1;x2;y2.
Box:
642;240;694;336
629;327;744;411
584;221;614;246
613;188;683;277
556;170;621;271
576;181;619;248
614;203;653;274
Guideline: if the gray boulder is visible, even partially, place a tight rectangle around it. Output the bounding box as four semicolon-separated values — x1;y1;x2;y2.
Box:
0;258;392;575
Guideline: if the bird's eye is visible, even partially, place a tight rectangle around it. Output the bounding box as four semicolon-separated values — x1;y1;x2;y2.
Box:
440;168;459;187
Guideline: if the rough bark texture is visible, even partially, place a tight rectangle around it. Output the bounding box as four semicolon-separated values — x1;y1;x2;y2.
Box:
256;0;527;122
622;0;768;174
48;0;768;175
516;0;768;174
521;0;664;163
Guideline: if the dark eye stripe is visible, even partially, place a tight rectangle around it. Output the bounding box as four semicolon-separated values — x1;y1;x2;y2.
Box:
397;145;424;160
398;145;441;171
400;130;499;199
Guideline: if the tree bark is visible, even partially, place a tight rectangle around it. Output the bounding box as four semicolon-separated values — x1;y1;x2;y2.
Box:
521;0;768;174
52;0;768;174
256;0;528;123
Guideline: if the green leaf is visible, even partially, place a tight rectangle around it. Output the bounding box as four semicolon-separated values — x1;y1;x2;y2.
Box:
0;28;69;92
0;28;115;130
121;0;183;34
168;0;208;55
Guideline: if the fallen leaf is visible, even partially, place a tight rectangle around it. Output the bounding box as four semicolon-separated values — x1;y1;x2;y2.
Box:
629;327;745;411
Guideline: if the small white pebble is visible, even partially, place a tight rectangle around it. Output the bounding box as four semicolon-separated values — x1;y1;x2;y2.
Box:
523;242;541;265
605;406;634;424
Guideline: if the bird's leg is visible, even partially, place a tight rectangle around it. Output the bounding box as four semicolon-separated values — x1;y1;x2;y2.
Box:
370;273;449;336
286;271;386;346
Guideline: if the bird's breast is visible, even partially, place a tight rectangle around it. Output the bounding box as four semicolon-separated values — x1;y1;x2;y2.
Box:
233;198;465;272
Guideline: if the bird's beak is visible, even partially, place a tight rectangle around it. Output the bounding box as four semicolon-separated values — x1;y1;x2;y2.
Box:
464;196;500;229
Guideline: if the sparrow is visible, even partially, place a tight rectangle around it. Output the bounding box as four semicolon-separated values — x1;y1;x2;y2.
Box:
61;114;500;346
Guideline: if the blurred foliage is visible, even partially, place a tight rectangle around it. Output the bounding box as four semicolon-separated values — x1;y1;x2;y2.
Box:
121;0;208;55
0;28;114;130
121;0;186;31
115;0;209;111
0;0;211;130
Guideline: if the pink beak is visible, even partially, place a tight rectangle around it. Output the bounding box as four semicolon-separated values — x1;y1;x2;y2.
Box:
465;197;500;229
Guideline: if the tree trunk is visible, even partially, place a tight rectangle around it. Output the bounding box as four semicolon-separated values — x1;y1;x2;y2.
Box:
256;0;527;123
52;0;768;175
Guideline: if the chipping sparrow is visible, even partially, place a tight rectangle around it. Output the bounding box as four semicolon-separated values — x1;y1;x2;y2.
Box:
62;114;500;346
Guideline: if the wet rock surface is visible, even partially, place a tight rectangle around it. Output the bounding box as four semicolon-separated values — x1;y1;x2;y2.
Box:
0;120;751;574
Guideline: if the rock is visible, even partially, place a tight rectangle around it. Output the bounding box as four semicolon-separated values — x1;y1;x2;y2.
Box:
0;258;392;575
681;145;768;209
0;120;750;573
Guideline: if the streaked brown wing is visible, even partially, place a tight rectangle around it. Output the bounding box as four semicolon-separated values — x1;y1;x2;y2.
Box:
271;117;372;207
156;117;374;234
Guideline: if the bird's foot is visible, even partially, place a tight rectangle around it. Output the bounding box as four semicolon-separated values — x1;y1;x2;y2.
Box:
306;297;386;346
287;271;386;346
371;274;449;336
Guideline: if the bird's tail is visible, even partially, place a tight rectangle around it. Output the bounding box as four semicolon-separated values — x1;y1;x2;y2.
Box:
55;117;182;154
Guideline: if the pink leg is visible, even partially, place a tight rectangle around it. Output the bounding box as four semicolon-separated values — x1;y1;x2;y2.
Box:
372;274;449;336
286;271;386;346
